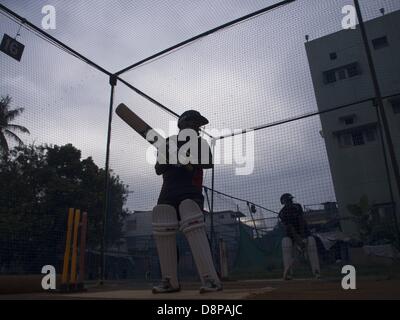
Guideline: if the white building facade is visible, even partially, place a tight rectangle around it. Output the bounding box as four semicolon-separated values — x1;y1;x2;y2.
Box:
305;10;400;236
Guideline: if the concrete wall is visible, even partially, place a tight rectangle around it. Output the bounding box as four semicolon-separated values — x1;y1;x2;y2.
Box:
305;10;400;236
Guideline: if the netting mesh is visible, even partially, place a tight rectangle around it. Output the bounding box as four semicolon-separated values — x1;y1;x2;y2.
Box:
0;7;110;278
1;0;400;288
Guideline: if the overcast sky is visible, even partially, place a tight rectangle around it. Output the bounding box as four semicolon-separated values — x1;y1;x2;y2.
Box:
1;0;399;217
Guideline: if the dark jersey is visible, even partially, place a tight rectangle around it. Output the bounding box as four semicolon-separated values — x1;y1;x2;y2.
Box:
278;203;310;240
156;135;213;212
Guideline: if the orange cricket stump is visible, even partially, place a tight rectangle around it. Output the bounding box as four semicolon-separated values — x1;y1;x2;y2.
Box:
60;208;75;292
59;208;89;293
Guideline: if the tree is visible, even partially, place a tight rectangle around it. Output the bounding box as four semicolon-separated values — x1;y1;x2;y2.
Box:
0;95;30;154
347;195;396;245
347;195;371;243
0;143;130;273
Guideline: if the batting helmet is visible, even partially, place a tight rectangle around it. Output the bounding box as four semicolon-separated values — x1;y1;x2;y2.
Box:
178;110;209;130
280;193;294;205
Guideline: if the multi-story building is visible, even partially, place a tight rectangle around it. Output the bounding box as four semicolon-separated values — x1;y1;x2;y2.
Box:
305;10;400;237
304;202;340;233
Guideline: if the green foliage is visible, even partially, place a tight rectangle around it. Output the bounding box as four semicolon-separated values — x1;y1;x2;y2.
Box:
347;195;371;242
0;95;30;153
347;195;396;245
0;143;130;251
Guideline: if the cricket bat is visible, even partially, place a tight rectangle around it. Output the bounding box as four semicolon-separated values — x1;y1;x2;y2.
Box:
116;103;190;169
116;103;165;147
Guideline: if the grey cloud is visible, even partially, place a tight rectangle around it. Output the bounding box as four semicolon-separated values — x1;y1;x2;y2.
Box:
1;0;399;214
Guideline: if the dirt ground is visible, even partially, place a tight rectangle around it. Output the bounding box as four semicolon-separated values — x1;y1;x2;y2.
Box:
247;278;400;300
1;277;400;300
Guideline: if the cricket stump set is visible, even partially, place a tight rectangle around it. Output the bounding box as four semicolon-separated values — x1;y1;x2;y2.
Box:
60;208;88;292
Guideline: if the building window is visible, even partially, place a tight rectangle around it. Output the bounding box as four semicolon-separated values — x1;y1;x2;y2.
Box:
365;128;376;142
390;98;400;114
372;36;389;50
339;115;356;125
347;63;359;77
352;131;365;146
341;134;352;146
338;69;346;80
323;62;360;84
330;52;337;60
337;126;377;148
324;70;336;83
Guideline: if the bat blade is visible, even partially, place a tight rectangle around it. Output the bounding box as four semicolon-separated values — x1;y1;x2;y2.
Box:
116;103;170;164
116;103;164;146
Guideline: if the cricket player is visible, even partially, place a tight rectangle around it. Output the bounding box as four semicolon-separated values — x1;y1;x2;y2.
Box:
152;110;222;294
279;193;321;280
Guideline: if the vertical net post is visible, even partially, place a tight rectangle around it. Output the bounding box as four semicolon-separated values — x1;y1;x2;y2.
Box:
210;139;216;256
101;74;118;284
78;212;88;289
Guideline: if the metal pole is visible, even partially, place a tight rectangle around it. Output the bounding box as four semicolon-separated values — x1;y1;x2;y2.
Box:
354;0;400;244
203;187;211;213
210;139;216;255
100;75;117;284
374;102;400;246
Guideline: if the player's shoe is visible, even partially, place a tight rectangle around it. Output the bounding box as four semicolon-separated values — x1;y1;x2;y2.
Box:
314;271;321;280
283;274;293;280
152;278;181;294
283;268;293;280
199;276;223;294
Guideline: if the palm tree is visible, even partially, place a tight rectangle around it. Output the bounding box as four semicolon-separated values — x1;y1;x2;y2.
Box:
0;95;30;153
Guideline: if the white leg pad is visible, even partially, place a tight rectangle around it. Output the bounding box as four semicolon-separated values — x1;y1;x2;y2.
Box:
282;237;293;277
152;205;179;288
179;199;220;286
307;236;320;275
